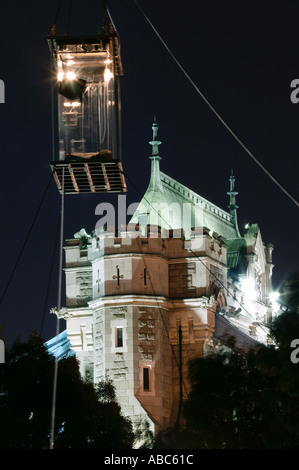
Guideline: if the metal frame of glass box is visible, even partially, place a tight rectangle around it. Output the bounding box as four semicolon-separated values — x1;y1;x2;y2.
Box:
48;31;127;194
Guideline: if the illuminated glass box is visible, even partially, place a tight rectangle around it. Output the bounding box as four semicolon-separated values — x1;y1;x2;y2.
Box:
48;32;126;193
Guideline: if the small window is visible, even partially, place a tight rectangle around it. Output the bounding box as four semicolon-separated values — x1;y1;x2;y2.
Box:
143;367;150;391
116;327;123;348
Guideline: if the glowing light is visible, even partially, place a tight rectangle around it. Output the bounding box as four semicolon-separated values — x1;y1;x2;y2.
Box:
63;101;81;107
104;59;112;64
104;68;113;82
241;278;256;301
58;72;64;81
66;71;76;80
270;291;280;314
67;60;75;66
270;291;280;303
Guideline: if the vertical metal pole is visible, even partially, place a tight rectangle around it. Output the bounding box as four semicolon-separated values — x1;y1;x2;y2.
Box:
50;167;65;449
176;324;183;426
50;44;58;162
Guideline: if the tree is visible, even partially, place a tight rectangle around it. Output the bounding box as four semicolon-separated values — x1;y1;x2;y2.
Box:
280;271;299;310
54;374;135;449
155;308;299;449
132;418;155;449
0;333;135;449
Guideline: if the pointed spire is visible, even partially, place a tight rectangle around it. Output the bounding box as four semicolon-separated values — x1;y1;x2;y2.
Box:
149;117;162;159
229;169;235;193
148;118;163;192
227;169;241;237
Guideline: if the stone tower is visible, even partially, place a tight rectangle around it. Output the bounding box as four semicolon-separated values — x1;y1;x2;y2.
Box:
58;122;277;435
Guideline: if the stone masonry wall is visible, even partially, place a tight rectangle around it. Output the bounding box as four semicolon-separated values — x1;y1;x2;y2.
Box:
136;306;173;431
93;308;105;384
169;262;197;298
75;270;93;306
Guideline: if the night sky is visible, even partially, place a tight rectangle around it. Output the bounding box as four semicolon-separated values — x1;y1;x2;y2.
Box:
0;0;298;346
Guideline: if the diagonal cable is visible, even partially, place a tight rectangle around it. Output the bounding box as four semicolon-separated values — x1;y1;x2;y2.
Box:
123;169;276;343
133;0;299;209
40;213;61;337
0;173;54;311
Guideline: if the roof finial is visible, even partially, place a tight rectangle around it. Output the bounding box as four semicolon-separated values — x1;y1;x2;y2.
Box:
227;169;241;237
229;169;236;192
148;119;163;192
149;117;161;159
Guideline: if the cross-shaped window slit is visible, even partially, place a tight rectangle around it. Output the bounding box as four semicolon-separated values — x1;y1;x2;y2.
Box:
113;265;124;288
140;267;150;287
96;269;101;293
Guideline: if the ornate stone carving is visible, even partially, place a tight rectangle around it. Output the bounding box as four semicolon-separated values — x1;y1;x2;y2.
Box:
110;306;128;318
198;295;215;308
50;307;73;319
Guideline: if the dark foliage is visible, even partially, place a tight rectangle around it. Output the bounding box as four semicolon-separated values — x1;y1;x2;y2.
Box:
133;418;155;449
155;308;299;449
0;333;134;449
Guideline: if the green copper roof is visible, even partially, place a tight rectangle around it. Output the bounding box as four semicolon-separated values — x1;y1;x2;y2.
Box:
226;238;247;268
130;121;240;241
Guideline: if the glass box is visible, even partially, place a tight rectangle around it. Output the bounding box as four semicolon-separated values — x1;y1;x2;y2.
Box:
49;33;123;163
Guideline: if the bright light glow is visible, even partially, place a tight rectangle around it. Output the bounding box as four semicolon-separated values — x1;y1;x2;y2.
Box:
67;60;75;66
64;101;81;107
270;291;280;314
270;291;280;303
66;71;76;80
241;278;256;301
104;68;113;82
104;59;112;64
58;72;64;81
